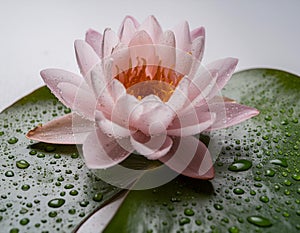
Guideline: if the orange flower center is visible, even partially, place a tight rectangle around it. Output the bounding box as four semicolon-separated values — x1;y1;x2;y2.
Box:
114;62;184;102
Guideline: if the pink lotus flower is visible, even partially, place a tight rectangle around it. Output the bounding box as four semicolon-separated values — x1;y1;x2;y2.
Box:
27;16;259;181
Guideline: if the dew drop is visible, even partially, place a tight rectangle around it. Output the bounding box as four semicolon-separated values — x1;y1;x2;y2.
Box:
228;226;240;233
64;184;74;189
195;219;202;225
79;201;89;207
184;208;195;216
233;188;245;195
93;192;103;202
16;160;30;169
21;184;30;191
9;228;19;233
69;190;78;196
265;169;275;177
179;217;190;225
213;203;224;210
8;137;18;144
48;198;65;208
292;174;300;181
259;196;269;203
48;211;57;218
37;153;45;158
19;218;29;225
247;216;272;227
270;158;288;167
29;150;37;155
5;170;14;177
228;159;252;172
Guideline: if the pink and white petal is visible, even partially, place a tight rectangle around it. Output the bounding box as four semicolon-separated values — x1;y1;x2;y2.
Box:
129;30;153;46
74;40;101;78
83;129;133;169
205;57;238;100
167;112;215;137
172;21;192;52
159;30;176;47
206;102;259;131
57;82;97;120
26;113;93;144
130;133;173;160
87;63;108;96
133;95;175;135
118;15;140;38
85;63;114;116
159;136;214;179
40;69;84;107
157;31;176;69
118;16;139;45
111;94;141;128
191;36;205;61
128;31;158;68
102;28;120;58
186;58;238;108
95;110;135;138
138;15;163;44
109;79;126;102
190;26;205;41
166;77;190;112
85;29;103;57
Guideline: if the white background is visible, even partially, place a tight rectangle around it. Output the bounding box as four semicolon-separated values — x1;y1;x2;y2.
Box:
0;0;299;111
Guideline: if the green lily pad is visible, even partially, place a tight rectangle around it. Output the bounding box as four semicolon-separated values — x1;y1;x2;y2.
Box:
103;69;300;233
0;87;121;233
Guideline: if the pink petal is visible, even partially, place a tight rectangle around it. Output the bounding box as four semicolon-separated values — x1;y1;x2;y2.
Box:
86;63;108;96
129;30;153;46
118;16;139;45
206;102;259;131
130;132;173;160
132;95;175;135
109;79;126;102
159;30;176;47
185;66;215;109
95;110;135;138
41;69;84;108
118;16;139;35
57;82;96;120
85;63;114;117
26;113;93;144
83;128;133;169
176;55;195;80
159;136;214;179
157;31;176;69
167;110;215;136
205;57;238;100
166;77;190;112
190;27;205;41
74;40;101;77
102;28;120;58
138;15;163;44
172;21;192;52
85;29;103;57
186;57;238;108
191;36;205;61
111;94;141;128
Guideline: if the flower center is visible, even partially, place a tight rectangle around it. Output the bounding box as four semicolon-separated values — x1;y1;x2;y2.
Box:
114;62;184;102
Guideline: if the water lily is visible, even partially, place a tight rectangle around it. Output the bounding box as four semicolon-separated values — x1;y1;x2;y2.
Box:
27;15;259;181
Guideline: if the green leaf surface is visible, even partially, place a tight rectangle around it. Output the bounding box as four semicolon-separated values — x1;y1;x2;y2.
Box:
0;87;121;233
104;69;300;233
